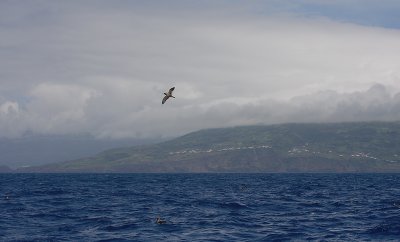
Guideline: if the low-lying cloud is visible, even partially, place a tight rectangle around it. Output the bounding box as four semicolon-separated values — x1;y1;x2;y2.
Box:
1;83;399;139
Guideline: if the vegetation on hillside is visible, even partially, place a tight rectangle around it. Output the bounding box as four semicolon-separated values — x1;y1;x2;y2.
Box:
20;122;400;173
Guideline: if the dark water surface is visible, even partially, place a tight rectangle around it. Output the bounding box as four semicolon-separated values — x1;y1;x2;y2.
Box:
1;173;400;241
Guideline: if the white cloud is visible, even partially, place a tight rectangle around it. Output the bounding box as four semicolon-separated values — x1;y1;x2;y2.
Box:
0;101;24;138
1;2;400;138
0;101;19;115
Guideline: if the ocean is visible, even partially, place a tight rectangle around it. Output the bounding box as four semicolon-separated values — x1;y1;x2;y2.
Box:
1;173;400;241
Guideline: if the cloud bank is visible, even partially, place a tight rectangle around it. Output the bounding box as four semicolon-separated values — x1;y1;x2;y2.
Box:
1;1;400;138
1;83;399;139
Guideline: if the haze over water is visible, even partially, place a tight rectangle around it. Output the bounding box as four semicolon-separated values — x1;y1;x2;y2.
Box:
1;173;400;241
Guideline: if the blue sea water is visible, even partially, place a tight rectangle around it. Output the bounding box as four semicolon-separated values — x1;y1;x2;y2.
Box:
1;173;400;241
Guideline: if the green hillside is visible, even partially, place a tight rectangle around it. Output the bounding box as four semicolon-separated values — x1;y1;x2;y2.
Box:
20;122;400;173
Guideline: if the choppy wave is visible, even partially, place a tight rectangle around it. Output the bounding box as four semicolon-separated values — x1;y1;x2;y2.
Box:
1;173;400;241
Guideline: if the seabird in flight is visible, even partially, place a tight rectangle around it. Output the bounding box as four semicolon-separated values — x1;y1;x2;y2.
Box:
162;87;175;104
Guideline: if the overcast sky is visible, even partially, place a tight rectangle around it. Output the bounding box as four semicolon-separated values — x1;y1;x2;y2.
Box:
1;0;400;139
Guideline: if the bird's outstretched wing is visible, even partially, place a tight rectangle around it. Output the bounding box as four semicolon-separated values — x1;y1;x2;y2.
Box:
162;95;169;104
168;87;175;95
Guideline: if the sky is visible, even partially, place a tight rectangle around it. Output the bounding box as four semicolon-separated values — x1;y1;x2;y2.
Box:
1;0;400;139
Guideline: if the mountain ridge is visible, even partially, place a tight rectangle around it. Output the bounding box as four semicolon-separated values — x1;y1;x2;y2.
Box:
17;121;400;173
